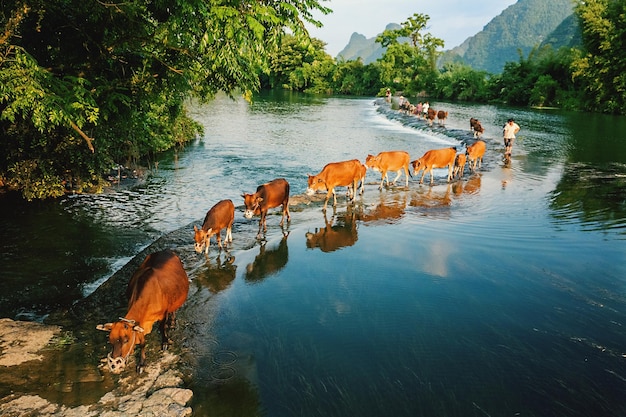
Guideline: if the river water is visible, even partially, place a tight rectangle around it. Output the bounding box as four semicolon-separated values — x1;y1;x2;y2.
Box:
1;91;626;416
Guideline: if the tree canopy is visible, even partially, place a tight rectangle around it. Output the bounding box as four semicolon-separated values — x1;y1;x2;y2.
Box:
0;0;330;199
571;0;626;114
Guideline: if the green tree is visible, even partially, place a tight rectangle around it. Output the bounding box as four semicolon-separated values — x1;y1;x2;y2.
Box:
572;0;626;114
0;0;330;199
433;63;489;101
376;13;444;96
332;58;382;95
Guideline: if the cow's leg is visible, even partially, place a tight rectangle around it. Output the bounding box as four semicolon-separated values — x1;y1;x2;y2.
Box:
391;170;402;185
447;164;454;182
323;189;332;211
137;343;147;374
256;214;264;238
216;230;222;249
378;174;385;190
430;169;435;185
280;200;290;225
226;223;233;243
404;167;410;186
419;171;426;184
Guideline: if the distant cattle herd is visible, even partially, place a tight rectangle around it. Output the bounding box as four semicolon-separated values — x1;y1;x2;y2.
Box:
98;99;493;375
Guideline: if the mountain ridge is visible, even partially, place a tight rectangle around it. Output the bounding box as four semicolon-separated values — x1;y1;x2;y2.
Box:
334;0;578;73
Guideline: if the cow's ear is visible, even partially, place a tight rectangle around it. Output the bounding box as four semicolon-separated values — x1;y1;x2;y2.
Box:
133;325;145;333
96;323;113;332
205;228;213;235
193;225;199;232
256;197;264;203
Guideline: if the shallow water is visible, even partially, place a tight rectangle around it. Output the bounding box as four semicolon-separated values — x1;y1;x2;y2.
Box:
1;91;626;416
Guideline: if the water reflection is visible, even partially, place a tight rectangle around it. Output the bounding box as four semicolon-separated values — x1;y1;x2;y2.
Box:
451;174;482;196
549;163;626;234
408;183;453;216
195;254;237;294
244;233;289;283
305;211;358;252
357;194;407;225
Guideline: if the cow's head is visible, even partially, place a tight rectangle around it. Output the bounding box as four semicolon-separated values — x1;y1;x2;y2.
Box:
242;193;262;219
194;225;213;253
96;318;144;374
306;174;325;195
410;159;423;176
364;154;381;171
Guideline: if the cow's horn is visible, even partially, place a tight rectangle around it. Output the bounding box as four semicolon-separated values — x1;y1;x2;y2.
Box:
96;323;113;332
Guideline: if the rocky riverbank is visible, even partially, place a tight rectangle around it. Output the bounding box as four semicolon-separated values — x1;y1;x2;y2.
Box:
0;318;192;417
0;225;198;416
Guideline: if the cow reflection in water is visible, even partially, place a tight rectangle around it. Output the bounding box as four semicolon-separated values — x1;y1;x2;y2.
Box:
357;195;407;225
451;173;482;197
196;254;237;294
245;233;289;283
306;211;358;253
409;184;453;211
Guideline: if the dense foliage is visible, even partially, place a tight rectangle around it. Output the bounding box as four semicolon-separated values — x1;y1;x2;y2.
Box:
0;0;329;199
2;0;624;200
271;0;623;117
571;0;626;114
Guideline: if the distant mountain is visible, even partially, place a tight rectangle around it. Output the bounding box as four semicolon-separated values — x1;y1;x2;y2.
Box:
440;0;575;73
334;0;578;73
336;23;401;64
538;13;581;50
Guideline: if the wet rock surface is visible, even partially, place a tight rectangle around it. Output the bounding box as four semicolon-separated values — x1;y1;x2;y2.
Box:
0;318;192;417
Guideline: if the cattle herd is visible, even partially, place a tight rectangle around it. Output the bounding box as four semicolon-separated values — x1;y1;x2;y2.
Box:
97;109;489;375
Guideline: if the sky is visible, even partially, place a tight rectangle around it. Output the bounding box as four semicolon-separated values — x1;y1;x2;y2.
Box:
306;0;518;57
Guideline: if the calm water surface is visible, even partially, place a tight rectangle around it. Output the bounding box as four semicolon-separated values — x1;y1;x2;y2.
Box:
1;91;626;416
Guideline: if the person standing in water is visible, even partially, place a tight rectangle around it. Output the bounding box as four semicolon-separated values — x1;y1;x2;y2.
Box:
503;118;520;159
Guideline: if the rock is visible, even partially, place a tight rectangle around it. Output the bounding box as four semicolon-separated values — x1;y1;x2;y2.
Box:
0;321;193;417
0;318;61;366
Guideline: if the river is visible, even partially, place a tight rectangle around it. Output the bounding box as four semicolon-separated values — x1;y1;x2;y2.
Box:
1;91;626;416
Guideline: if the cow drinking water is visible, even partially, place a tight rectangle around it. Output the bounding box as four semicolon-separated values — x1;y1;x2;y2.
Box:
96;250;189;374
194;199;235;254
242;178;291;238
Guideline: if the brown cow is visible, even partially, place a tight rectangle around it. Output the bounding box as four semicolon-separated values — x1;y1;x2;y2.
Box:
193;199;235;254
466;140;486;172
437;110;448;126
426;107;437;126
96;250;189;374
365;151;411;190
348;162;367;197
453;153;467;179
410;147;457;185
242;178;290;237
306;159;362;211
470;118;484;138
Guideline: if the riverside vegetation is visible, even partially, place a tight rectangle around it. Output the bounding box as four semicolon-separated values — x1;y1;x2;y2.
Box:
1;0;624;201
